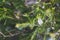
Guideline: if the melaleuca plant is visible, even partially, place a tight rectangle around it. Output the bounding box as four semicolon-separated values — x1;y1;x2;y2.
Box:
0;0;60;40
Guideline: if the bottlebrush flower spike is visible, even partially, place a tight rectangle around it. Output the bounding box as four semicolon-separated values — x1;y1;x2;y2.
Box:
25;0;38;6
38;18;43;25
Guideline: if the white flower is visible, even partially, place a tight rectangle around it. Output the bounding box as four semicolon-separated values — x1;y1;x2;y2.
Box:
55;32;59;36
25;0;38;6
38;18;43;25
26;1;38;5
42;6;45;9
51;27;55;30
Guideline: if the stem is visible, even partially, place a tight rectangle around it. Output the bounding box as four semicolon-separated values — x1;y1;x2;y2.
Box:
30;27;38;40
